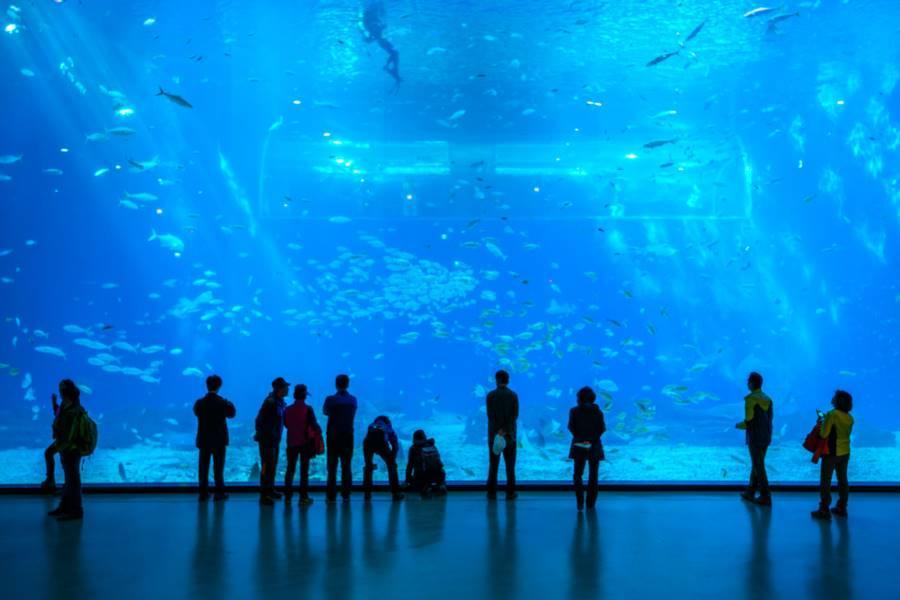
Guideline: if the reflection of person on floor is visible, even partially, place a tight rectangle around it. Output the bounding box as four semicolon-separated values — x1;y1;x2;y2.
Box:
363;415;404;501
811;390;854;520
737;371;774;506
405;429;447;497
361;0;401;87
486;369;519;500
568;386;606;511
194;374;236;502
40;392;61;493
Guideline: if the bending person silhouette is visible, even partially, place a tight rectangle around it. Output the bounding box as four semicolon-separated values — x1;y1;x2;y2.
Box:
361;0;401;87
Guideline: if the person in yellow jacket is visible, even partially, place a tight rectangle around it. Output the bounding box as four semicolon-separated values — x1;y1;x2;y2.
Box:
811;390;854;520
736;372;774;506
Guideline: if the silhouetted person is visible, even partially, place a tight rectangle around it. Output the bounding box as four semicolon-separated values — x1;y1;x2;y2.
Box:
40;392;61;493
284;384;322;506
405;429;447;497
486;369;519;500
255;377;289;505
812;390;855;520
737;371;774;506
568;386;606;511
194;374;236;502
47;379;88;520
363;415;404;501
361;0;401;87
323;374;358;502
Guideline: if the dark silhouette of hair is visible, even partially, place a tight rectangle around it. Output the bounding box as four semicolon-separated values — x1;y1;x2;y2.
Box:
495;370;510;385
748;371;763;390
375;415;391;426
833;389;853;412
206;374;222;392
293;384;308;398
335;374;350;390
577;386;597;405
413;429;426;442
59;379;80;403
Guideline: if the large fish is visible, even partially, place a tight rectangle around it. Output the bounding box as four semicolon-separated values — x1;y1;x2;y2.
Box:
156;87;193;109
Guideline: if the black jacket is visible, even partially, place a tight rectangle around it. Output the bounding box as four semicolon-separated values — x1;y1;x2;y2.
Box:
567;403;606;460
255;393;286;447
193;393;236;449
405;438;444;483
487;386;519;438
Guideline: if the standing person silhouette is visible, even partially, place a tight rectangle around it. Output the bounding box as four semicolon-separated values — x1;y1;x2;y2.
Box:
361;0;401;88
255;378;289;506
486;370;519;500
323;374;358;503
737;372;774;506
568;386;606;511
194;375;236;502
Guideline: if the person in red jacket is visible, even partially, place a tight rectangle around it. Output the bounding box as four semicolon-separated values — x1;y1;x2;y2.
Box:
283;384;322;506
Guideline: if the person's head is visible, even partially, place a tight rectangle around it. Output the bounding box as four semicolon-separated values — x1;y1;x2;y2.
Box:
293;384;308;402
58;379;80;404
577;386;597;406
747;371;763;391
413;429;427;443
832;389;853;412
272;377;290;398
495;370;510;387
335;374;350;391
375;415;391;427
206;374;222;393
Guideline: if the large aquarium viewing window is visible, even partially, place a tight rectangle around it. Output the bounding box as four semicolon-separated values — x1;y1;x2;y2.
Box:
1;0;898;485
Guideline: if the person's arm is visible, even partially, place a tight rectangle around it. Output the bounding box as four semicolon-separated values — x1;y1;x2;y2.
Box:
322;396;331;417
225;399;236;419
598;410;606;437
308;406;321;432
389;431;400;457
567;408;576;437
405;447;414;483
820;412;835;439
736;396;753;429
51;393;59;416
193;399;201;417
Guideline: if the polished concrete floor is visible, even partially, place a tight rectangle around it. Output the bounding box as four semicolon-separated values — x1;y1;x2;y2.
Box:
1;492;895;600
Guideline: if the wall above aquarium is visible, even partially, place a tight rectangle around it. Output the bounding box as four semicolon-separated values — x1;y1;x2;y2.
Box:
1;0;898;484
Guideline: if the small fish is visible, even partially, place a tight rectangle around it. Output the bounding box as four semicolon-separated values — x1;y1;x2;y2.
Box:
743;7;775;19
684;20;706;43
767;12;800;31
157;87;193;108
164;418;179;426
0;155;23;164
449;109;466;121
105;127;136;137
328;216;351;224
124;192;159;202
643;139;678;149
148;229;185;253
93;168;109;177
646;51;679;67
268;115;284;132
43;168;64;175
35;346;66;358
74;338;109;351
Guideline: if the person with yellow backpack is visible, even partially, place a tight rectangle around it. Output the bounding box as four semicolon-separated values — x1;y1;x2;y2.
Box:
47;380;97;521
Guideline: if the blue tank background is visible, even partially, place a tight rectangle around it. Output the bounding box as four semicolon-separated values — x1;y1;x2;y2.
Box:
0;1;898;484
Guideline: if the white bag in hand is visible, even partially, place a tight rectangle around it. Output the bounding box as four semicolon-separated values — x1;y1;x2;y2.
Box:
492;433;507;456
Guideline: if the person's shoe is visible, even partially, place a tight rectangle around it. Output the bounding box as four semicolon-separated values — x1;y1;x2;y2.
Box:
831;506;848;518
364;492;372;502
576;498;585;512
283;493;293;502
40;479;57;494
487;492;497;501
260;495;275;506
47;506;66;517
56;511;83;521
811;507;832;521
268;490;283;500
299;497;314;507
740;491;756;503
752;495;772;507
435;485;448;496
392;493;405;502
213;493;229;502
506;492;519;501
325;496;337;504
341;494;351;503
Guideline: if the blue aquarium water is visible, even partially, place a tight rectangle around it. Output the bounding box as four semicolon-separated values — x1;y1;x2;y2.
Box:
1;0;898;484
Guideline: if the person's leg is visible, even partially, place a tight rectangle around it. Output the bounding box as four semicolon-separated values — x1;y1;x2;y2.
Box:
340;437;354;499
820;455;836;508
43;443;57;483
258;443;271;497
362;441;375;497
587;458;600;508
383;450;401;495
198;448;212;497
746;446;759;496
757;446;770;498
299;452;311;500
573;454;586;508
285;446;299;497
487;442;500;496
836;454;850;509
213;447;226;496
326;438;338;501
61;452;82;516
504;437;517;496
